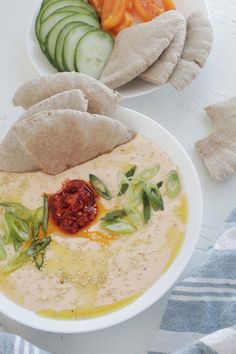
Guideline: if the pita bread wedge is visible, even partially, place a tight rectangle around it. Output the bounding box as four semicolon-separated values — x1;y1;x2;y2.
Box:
100;11;181;89
0;90;88;173
140;12;186;86
169;11;213;90
12;72;121;115
13;110;134;175
195;97;236;182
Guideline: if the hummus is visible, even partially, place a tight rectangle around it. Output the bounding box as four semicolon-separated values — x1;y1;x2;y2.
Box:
0;135;187;319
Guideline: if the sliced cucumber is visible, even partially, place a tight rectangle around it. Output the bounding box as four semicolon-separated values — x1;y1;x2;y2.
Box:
75;30;114;79
55;21;82;70
39;12;75;45
45;13;99;64
40;0;97;23
46;11;97;62
36;0;95;40
42;0;88;8
62;24;94;71
54;5;98;19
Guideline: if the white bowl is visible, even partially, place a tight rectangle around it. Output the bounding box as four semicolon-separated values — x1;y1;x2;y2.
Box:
0;106;202;333
27;0;209;99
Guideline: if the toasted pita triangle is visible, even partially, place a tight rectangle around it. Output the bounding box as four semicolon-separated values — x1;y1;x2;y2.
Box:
195;97;236;182
0;90;89;173
13;72;121;115
100;11;181;89
13;110;134;175
169;11;213;90
140;12;186;86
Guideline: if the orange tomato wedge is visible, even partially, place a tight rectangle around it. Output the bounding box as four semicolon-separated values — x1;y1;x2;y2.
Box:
162;0;176;10
126;0;133;11
89;0;104;15
133;0;164;22
102;0;127;30
112;11;134;35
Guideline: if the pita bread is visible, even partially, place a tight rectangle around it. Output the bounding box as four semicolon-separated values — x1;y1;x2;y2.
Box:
195;97;236;182
140;12;186;86
0;90;88;173
169;11;213;90
12;72;121;115
100;11;181;89
13;110;134;175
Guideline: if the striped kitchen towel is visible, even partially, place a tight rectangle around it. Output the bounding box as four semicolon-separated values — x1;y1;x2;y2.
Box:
148;207;236;354
0;333;50;354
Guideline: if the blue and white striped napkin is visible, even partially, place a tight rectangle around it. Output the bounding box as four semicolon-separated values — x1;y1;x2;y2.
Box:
148;207;236;354
0;333;50;354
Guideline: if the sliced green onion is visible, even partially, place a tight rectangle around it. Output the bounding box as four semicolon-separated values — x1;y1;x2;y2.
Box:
101;220;136;234
118;165;136;195
34;253;44;270
101;209;127;222
0;202;31;222
42;195;49;233
5;212;29;242
0;243;7;261
26;236;52;257
125;203;143;227
137;164;160;182
1;251;29;274
143;183;164;211
89;174;112;200
32;206;44;240
157;181;163;189
14;239;22;252
0;217;11;244
166;171;181;198
128;182;143;206
142;191;151;223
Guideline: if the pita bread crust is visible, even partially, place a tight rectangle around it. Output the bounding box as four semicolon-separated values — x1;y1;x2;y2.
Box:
168;59;200;91
12;72;121;115
0;90;89;173
169;11;213;90
140;12;186;86
13;110;134;175
195;97;236;182
100;11;181;89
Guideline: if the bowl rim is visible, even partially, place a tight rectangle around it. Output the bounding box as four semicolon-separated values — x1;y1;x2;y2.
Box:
26;0;209;99
0;106;203;333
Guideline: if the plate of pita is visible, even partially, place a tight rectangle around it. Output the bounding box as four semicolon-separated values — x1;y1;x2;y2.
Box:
27;0;212;99
0;72;202;332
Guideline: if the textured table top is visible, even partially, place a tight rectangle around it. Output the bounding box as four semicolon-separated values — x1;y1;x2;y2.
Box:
0;1;236;353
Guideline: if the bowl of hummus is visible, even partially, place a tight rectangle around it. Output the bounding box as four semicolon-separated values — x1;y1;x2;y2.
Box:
0;106;202;333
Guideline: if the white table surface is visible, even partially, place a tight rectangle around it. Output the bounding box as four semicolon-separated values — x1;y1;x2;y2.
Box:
0;0;236;353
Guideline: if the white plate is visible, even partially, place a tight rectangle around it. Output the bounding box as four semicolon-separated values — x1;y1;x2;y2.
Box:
27;0;209;99
0;106;202;333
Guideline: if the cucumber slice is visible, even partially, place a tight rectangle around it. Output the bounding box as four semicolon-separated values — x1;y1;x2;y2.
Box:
55;21;82;70
39;12;75;45
54;5;98;19
62;24;94;71
40;0;97;23
42;0;88;8
45;13;100;61
36;0;96;40
75;30;114;79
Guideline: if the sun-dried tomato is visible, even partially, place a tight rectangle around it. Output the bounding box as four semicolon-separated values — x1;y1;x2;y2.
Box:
48;179;98;234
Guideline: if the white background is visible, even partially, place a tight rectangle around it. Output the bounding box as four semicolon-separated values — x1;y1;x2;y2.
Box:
0;0;236;353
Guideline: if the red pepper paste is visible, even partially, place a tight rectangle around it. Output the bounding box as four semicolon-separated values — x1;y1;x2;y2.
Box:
48;179;98;234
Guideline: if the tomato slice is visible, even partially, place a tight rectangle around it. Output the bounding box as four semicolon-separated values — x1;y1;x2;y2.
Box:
102;0;127;30
89;0;104;15
133;0;164;22
162;0;176;10
126;0;133;11
112;11;134;35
